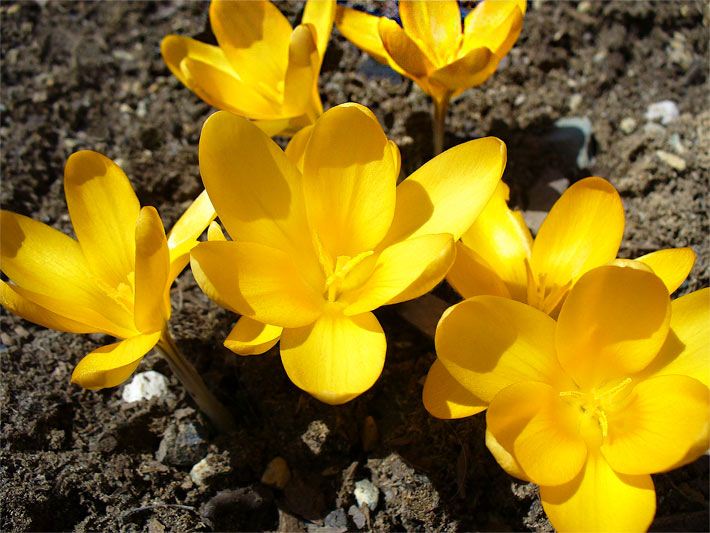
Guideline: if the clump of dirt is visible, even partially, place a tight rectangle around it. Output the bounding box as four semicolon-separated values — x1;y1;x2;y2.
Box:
1;1;707;531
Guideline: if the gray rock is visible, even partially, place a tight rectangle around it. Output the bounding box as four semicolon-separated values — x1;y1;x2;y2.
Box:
122;371;171;403
190;452;231;487
324;508;348;529
548;117;594;169
645;100;679;125
156;420;208;467
348;505;367;529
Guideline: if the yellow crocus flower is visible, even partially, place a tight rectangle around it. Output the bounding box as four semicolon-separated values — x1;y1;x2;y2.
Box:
0;151;233;431
336;0;526;154
430;264;709;532
162;0;335;137
190;102;507;404
426;176;696;418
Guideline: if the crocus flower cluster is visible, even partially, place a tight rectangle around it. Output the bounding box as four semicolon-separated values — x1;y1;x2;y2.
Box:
1;1;707;532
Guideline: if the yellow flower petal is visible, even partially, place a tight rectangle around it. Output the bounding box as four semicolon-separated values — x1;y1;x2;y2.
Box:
398;0;462;66
457;182;532;301
284;124;313;171
166;190;216;282
429;47;495;91
71;332;161;390
641;288;710;388
280;306;386;404
540;450;655;533
344;233;455;315
134;207;171;333
161;35;234;91
530;177;624;292
224;316;282;356
0;210;134;336
190;241;324;328
462;0;525;58
378;17;434;79
283;24;319;116
198;111;321;285
446;242;511;300
634;247;695;295
207;221;227;242
0;280;94;334
423;359;486;419
485;429;528;481
436;297;572;404
487;381;588;486
209;0;292;93
64;150;139;289
302;0;336;59
180;56;282;119
385;137;506;243
601;375;709;475
335;6;393;66
556;266;671;390
302;103;398;257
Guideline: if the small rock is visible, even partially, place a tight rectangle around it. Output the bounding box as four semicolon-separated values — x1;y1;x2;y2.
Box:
577;0;591;12
549;117;594;168
353;479;379;511
122;371;170;403
667;32;693;70
668;133;686;155
261;457;291;489
301;420;330;455
568;93;582;112
522;210;547;235
202;487;278;532
655;150;686;171
619;117;637;134
324;508;348;529
156;420;208;466
360;416;379;452
643;122;666;138
514;94;526;106
348;505;367;529
645;100;679;125
190;452;231;487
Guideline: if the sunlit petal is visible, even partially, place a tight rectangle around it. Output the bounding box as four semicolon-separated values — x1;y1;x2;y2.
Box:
385;137;506;243
399;0;462;66
64;150;139;289
462;0;525;57
303;0;336;59
378;17;434;79
540;451;655;533
224;316;282;356
71;332;161;390
430;47;495;90
166;190;216;282
487;381;588;486
556;266;671;390
531;177;624;291
634;247;695;295
423;359;486;419
280;306;386;404
436;296;573;403
191;241;324;328
335;6;393;66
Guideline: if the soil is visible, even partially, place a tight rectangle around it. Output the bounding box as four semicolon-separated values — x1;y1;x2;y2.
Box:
1;1;708;531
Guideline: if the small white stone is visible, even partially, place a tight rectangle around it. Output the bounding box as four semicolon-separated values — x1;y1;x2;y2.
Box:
655;150;686;171
122;371;170;403
568;94;583;112
645;100;679;125
619;117;637;134
354;479;379;511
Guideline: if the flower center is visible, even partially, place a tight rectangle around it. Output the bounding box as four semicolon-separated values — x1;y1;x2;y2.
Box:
323;251;374;302
559;377;633;443
524;258;572;314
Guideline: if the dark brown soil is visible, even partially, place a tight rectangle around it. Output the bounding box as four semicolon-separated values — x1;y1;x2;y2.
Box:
1;1;708;531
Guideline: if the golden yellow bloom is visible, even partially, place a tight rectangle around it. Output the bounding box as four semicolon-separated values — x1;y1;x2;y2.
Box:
190;102;506;404
336;0;525;153
0;150;234;429
162;0;335;137
431;265;709;532
447;177;696;315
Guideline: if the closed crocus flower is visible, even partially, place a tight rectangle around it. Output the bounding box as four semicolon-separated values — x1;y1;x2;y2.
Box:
190;103;506;404
162;0;335;137
336;0;526;154
425;176;697;417
432;265;709;531
0;151;233;431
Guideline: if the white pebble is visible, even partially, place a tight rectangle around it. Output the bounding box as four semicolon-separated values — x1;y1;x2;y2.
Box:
354;479;379;511
645;100;679;125
655;150;687;171
619;117;637;134
122;371;170;403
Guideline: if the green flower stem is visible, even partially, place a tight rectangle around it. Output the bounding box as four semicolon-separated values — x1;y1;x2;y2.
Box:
157;327;235;433
432;96;451;156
